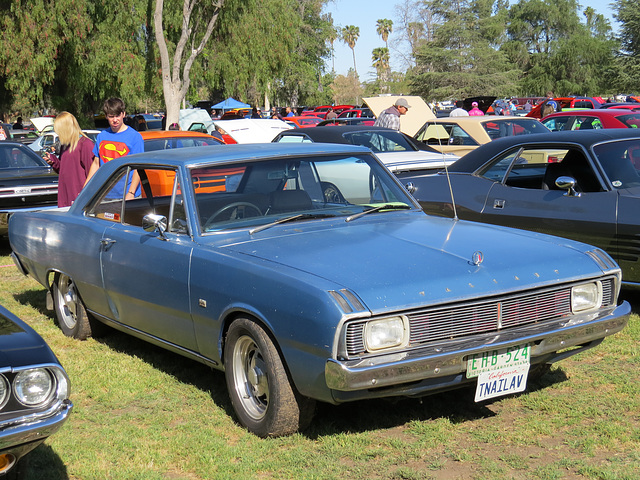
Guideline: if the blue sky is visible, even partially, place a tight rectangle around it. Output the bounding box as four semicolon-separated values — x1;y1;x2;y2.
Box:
323;0;617;81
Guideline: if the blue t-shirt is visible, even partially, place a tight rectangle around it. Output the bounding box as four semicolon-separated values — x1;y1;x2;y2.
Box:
93;126;144;198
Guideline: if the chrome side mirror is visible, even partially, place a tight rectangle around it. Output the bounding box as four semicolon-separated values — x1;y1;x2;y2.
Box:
555;176;581;197
142;214;168;240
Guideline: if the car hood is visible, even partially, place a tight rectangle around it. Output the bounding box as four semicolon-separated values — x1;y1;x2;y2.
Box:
219;213;604;313
376;151;459;172
0;310;56;368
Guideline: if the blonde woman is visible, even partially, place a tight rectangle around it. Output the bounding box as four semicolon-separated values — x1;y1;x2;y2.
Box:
46;112;95;207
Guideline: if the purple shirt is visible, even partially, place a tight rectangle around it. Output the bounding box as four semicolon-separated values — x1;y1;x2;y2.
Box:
48;136;95;207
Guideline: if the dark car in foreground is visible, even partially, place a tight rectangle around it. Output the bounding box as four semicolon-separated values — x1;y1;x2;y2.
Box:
0;142;58;235
8;143;629;437
0;304;72;477
402;129;640;286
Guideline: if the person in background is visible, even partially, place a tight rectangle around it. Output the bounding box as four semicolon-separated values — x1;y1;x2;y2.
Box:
374;97;411;131
449;100;469;117
468;101;484;116
85;97;144;199
168;122;180;131
251;107;261;119
284;106;295;117
12;117;23;130
45;112;95;207
0;125;7;141
523;100;532;113
325;107;337;120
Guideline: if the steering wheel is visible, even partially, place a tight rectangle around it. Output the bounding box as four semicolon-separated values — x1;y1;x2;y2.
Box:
203;202;262;230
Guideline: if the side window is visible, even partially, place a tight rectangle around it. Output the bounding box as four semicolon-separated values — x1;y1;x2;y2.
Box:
449;126;477;146
575;116;600;130
87;167;189;234
484;147;602;192
416;123;449;145
542;117;572;132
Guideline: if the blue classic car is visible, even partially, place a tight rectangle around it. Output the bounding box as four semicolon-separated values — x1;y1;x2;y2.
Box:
0;304;72;476
8;143;629;437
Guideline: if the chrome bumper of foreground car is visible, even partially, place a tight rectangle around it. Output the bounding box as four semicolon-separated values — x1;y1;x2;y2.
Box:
0;399;73;452
325;302;630;398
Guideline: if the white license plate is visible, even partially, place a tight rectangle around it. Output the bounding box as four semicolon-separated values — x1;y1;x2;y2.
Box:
467;344;531;402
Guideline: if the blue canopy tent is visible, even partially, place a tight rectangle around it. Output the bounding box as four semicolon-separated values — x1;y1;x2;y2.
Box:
211;97;251;112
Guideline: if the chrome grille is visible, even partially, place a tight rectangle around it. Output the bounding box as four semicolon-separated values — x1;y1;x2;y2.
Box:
345;278;615;357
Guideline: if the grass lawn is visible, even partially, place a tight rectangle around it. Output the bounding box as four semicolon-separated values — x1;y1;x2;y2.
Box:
1;239;639;480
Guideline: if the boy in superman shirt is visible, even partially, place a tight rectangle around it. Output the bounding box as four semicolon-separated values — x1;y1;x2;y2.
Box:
85;97;144;199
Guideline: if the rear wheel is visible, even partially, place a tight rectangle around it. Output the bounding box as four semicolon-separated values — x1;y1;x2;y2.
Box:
52;273;94;340
224;318;315;437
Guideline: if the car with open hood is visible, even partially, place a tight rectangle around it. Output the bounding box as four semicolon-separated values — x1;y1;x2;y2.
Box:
8;142;629;437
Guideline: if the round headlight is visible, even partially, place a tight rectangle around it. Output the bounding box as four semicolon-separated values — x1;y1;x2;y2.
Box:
14;368;54;407
0;375;9;409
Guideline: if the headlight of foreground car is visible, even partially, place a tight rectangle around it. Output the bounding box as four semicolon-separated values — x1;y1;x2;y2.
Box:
571;282;602;313
364;316;409;351
14;368;56;406
0;375;9;409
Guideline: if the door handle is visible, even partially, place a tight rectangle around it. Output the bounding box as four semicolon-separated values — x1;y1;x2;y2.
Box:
493;199;505;209
100;238;116;250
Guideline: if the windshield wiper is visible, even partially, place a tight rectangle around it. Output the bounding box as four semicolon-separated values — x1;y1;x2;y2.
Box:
249;213;335;235
345;204;412;222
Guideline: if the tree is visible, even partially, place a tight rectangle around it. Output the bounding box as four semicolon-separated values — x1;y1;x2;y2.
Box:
341;25;360;76
376;18;393;49
613;0;640;90
409;0;518;100
372;47;390;91
330;70;363;105
154;0;223;128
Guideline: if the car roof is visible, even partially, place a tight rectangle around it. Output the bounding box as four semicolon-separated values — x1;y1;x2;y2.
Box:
430;115;534;124
108;142;371;169
544;109;639;117
276;125;400;143
450;129;640;173
140;130;218;140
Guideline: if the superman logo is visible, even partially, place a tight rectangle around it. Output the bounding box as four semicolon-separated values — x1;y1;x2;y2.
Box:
99;141;130;162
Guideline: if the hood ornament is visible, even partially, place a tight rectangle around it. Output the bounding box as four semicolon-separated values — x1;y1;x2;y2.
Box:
471;251;484;266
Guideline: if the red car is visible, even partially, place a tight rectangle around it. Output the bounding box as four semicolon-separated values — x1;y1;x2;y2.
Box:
284;116;322;128
337;108;374;119
540;109;640;131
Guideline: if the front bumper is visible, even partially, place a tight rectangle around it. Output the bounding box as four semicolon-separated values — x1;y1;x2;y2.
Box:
325;302;630;402
0;399;73;455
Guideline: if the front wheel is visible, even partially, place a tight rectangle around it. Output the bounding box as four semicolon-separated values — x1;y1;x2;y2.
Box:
224;318;315;437
52;273;94;340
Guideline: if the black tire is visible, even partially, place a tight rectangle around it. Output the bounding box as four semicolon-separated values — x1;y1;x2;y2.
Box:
224;318;315;437
52;273;94;340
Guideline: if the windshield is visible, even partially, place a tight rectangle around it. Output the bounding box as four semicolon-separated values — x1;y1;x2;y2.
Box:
593;139;640;189
341;130;417;153
191;153;417;233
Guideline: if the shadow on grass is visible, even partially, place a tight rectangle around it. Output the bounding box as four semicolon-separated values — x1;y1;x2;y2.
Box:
306;365;569;438
14;289;51;318
0;237;12;257
22;444;69;480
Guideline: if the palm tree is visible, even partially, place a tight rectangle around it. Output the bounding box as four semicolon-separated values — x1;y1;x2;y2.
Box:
376;19;393;50
372;47;390;91
341;25;360;76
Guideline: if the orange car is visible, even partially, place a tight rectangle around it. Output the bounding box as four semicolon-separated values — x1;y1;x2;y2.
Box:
139;130;225;195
